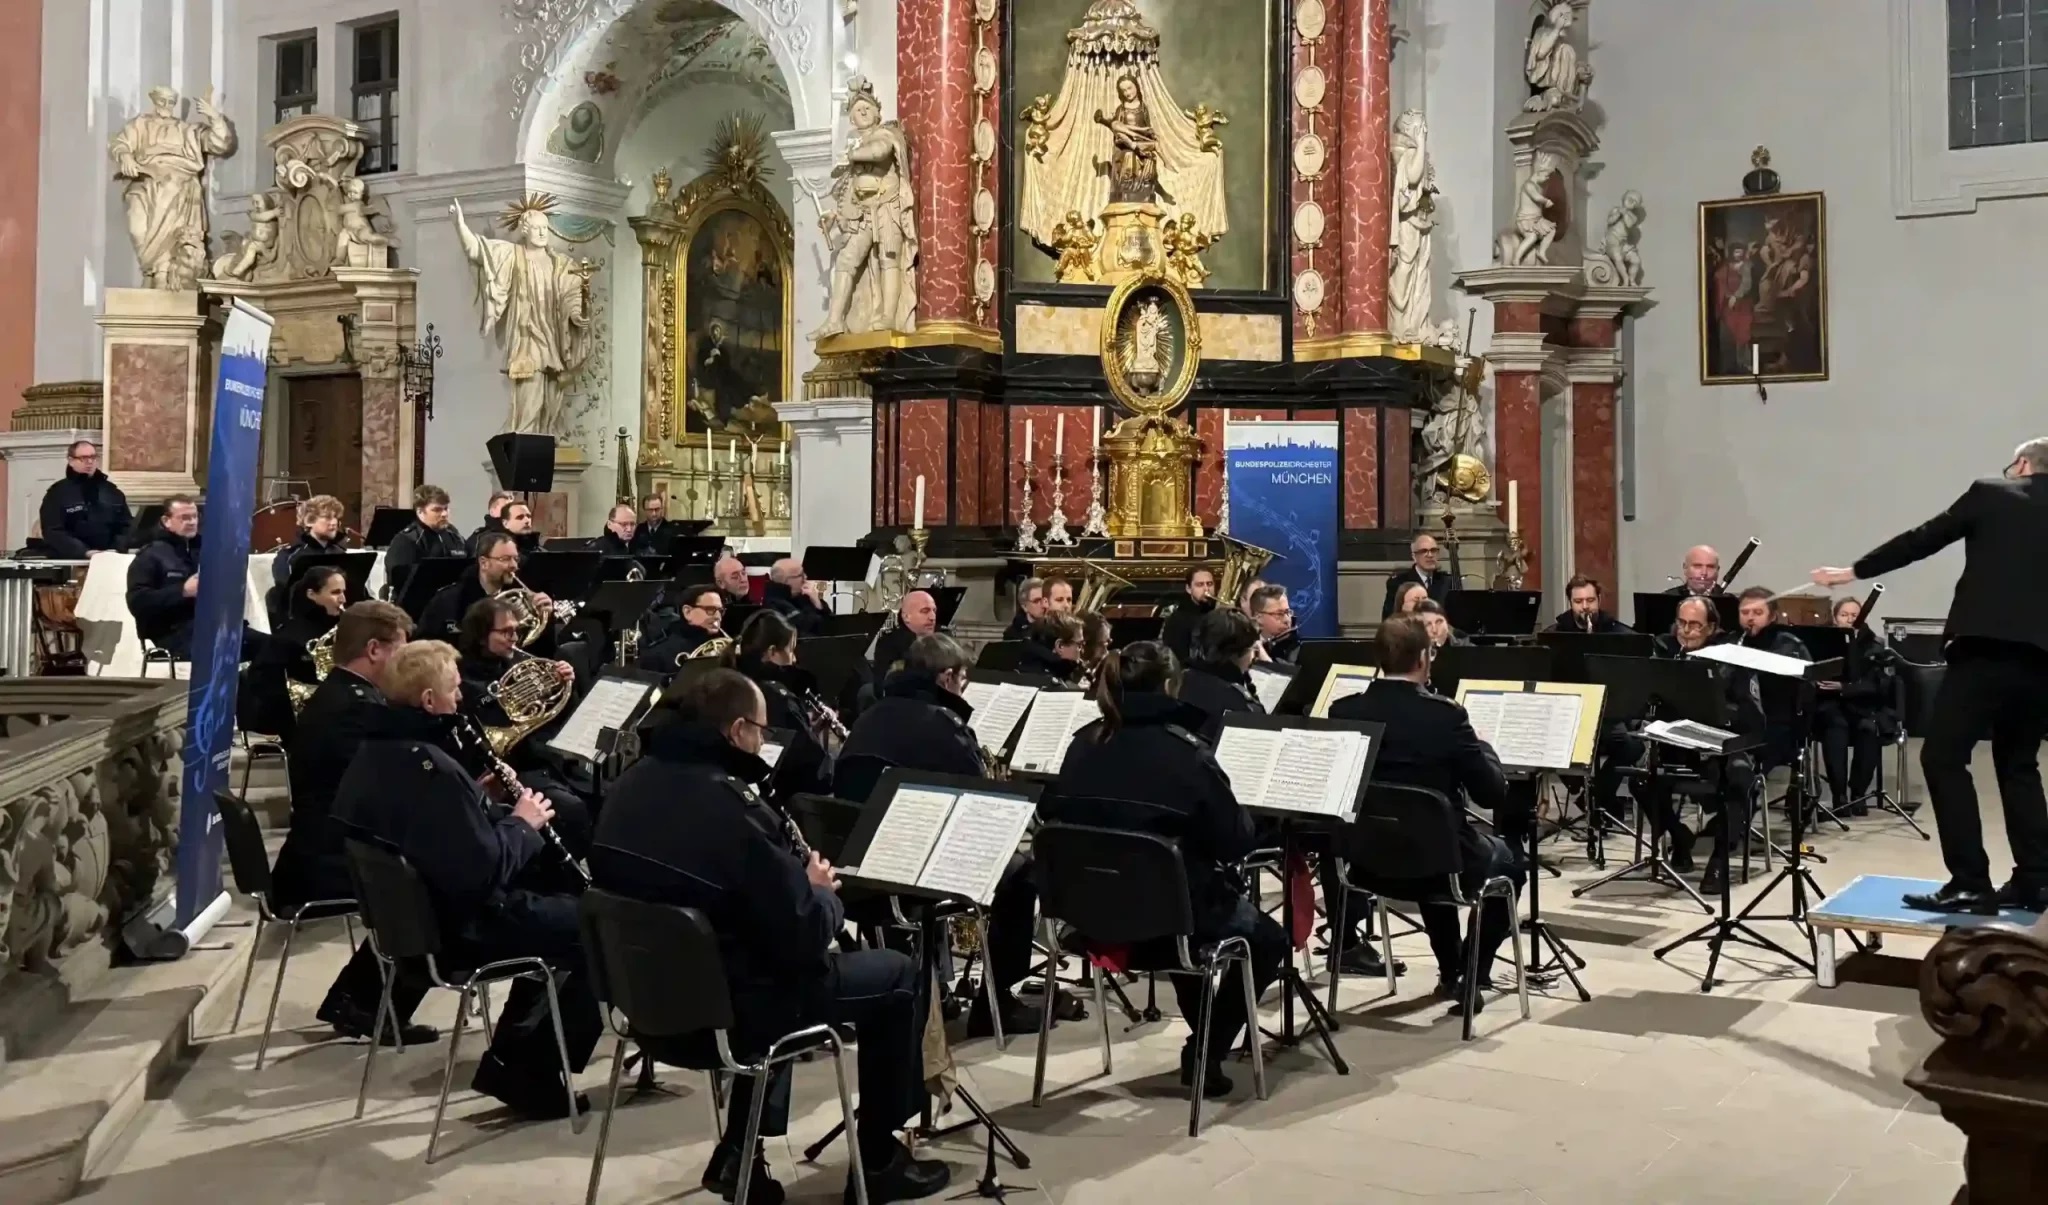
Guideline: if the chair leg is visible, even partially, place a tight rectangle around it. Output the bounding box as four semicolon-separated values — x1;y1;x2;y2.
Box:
238;746;253;799
1507;892;1531;1021
1031;922;1058;1106
426;987;473;1164
539;972;583;1134
733;1070;773;1205
1325;883;1347;1015
476;983;495;1045
979;913;1006;1052
255;917;302;1071
829;1042;869;1205
1091;962;1112;1076
1461;900;1484;1043
584;1035;630;1205
232;914;267;1035
344;915;358;950
1189;955;1222;1139
1236;950;1267;1102
1377;896;1397;997
708;1070;727;1140
354;964;396;1120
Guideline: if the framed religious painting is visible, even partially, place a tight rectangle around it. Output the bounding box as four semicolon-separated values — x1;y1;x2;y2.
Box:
675;196;792;437
1697;191;1828;385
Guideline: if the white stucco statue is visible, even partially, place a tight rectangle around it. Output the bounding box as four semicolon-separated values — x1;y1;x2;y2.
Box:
210;190;282;282
815;77;919;341
450;194;595;437
1524;3;1592;112
109;86;237;290
1495;162;1559;266
1388;110;1441;344
334;178;391;269
1586;190;1645;287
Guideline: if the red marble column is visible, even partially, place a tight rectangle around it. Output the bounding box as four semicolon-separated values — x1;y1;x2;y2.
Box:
897;0;976;327
0;0;40;537
1492;369;1544;584
1569;379;1618;589
1291;0;1342;340
1337;0;1391;336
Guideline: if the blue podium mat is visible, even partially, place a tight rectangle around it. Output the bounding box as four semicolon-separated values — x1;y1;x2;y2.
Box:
1809;874;2043;937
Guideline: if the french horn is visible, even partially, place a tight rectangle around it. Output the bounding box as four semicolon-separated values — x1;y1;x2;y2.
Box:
286;626;338;714
494;572;555;647
677;634;735;667
483;649;575;760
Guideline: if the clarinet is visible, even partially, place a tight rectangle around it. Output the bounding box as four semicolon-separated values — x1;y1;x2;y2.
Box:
447;713;591;888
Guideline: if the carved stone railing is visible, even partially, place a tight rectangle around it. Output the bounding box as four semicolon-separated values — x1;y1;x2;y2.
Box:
1908;922;2048;1205
0;680;186;1056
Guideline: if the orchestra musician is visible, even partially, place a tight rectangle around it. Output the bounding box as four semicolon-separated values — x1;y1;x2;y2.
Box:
594;503;642;556
1815;595;1897;819
453;596;591;855
241;564;348;741
762;557;831;637
1176;608;1265;743
1811;435;2048;914
637;582;729;670
1048;640;1288;1093
835;634;1045;1037
1005;576;1049;641
38;439;132;557
1328;617;1526;1011
1644;597;1764;892
1389;581;1428;617
466;490;513;555
1546;575;1632;634
1246;584;1300;666
590;670;952;1205
1414;599;1471;650
1735;586;1813;772
274;601;438;1045
268;495;350;620
382;485;467;595
714;554;752;608
1666;545;1724;597
124;495;204;658
1077;610;1111;681
333;639;601;1120
636;492;678;556
1044;576;1076;615
416;531;563;656
500;498;544;555
729;609;836;800
869;589;937;677
1381;532;1459;618
1159;566;1218;664
1019;612;1086;683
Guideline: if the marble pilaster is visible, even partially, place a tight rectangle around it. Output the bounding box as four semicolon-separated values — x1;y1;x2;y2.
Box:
896;0;978;329
1338;0;1393;336
97;289;207;501
1563;284;1652;592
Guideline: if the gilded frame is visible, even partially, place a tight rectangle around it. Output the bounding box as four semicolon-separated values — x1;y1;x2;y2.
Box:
1100;270;1202;416
1697;190;1828;386
668;173;796;436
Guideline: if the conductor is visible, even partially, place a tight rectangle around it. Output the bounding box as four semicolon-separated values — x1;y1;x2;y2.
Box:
1812;436;2048;915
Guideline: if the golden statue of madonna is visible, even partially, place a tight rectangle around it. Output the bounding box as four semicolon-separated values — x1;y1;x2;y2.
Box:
1021;0;1227;288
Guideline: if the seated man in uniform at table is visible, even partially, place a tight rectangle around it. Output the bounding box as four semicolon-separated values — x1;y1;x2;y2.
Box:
124;495;203;658
1382;532;1459;618
1329;616;1526;1010
39;439;131;557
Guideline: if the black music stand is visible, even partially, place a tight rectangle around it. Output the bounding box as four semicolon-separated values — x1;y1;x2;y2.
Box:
795;633;871;708
364;507;412;547
1572;655;1735;913
517;550;606;604
832;768;1044;1170
821;611;889;640
580;580;665;663
1779;625;1854;833
804;545;875;583
976;640;1025;672
1633;592;1739;636
598;554;656;582
1273;641;1378;715
287;549;379;603
1106;616;1164;645
1443;590;1543;639
1430;644;1554;700
396;555;472;619
1215;712;1384;1075
1535;631;1655;682
667;536;724;574
930;586;968;629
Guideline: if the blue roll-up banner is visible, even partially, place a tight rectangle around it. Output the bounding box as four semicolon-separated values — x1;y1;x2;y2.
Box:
1225;420;1340;639
175;299;275;932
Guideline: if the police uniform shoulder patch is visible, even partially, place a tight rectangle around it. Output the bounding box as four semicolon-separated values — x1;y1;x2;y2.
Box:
1163;724;1205;749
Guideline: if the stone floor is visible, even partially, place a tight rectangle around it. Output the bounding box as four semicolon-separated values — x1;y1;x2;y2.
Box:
76;763;1993;1205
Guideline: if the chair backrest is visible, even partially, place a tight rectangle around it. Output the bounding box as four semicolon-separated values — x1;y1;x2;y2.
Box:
786;793;864;863
1897;659;1946;736
833;753;896;804
1032;821;1194;947
1343;782;1464;883
342;838;443;959
213;790;273;898
579;887;734;1038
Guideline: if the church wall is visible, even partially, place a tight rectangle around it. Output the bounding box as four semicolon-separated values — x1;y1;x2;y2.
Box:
1593;0;2046;619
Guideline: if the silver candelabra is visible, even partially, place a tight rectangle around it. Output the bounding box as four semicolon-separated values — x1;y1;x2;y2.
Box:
1082;449;1109;537
1015;459;1042;553
1044;463;1075;547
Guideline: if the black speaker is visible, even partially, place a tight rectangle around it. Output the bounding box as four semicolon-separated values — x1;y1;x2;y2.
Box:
487;433;557;492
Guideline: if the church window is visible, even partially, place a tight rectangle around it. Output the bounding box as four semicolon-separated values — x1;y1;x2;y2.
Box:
352;19;400;173
272;34;316;125
1947;0;2048;148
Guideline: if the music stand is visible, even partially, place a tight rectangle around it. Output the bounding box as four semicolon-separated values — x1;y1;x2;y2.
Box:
667;536;724;575
1443;590;1543;639
795;633;870;708
1107;616;1163;646
821;611;889;640
1430;644;1554;700
1571;654;1735;913
1782;625;1854;832
580;580;665;663
930;586;968;629
803;545;875;584
1535;631;1655;682
722;601;764;637
287;549;379;603
1273;640;1378;716
598;554;657;582
365;507;412;547
976;640;1025;672
545;666;664;786
1633;592;1739;636
397;555;472;620
517;550;606;605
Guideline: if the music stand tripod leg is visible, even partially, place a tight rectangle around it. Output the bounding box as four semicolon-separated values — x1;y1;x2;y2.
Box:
911;910;1031;1170
1522;813;1591;1002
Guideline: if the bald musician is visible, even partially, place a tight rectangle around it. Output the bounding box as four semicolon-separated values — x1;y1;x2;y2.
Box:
1666;546;1723;597
1382;533;1459;618
1812;436;2048;915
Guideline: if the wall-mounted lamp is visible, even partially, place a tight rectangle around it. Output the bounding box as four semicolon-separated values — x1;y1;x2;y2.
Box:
402;323;443;418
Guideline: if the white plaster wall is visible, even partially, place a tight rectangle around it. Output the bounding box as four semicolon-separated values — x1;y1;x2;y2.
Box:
1595;0;2048;619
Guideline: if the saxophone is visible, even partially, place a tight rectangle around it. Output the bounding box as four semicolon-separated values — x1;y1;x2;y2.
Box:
286;627;338;714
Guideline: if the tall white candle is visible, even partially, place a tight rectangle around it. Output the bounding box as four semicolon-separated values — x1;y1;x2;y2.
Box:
706;429;712;464
1024;419;1034;463
777;439;786;469
1508;479;1520;535
1092;406;1101;451
728;438;737;466
914;474;927;530
1751;344;1760;375
1055;413;1065;459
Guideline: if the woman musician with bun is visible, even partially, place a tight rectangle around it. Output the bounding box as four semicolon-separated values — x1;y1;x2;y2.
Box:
725;609;837;802
241;564;348;742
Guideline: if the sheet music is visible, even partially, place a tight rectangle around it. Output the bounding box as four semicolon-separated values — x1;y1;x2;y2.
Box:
1464;691;1582;770
547;677;654;761
967;682;1039;753
1266;730;1368;816
1692;641;1811;679
1248;666;1293;712
961;681;997;713
1310;669;1377;719
759;742;785;768
1011;692;1100;774
918;793;1036;904
1643;718;1736;752
851;787;955;885
1212;727;1280;802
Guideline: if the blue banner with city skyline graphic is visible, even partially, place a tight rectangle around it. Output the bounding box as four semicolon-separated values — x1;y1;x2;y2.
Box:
1224;421;1339;639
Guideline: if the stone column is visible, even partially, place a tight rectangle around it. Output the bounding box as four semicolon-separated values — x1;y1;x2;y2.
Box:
97;289;208;500
627;191;685;472
779;356;875;555
896;0;978;330
1563;285;1651;591
335;268;423;513
1338;0;1392;335
771;126;839;386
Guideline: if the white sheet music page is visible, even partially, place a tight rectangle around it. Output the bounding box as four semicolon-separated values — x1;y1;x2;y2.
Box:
1264;730;1365;816
961;681;997;713
1312;671;1377;718
851;787;956;886
1248;666;1293;712
759;742;785;768
1692;641;1811;679
548;677;653;761
968;683;1039;753
919;793;1037;904
1212;727;1281;803
1012;693;1099;773
1469;691;1582;769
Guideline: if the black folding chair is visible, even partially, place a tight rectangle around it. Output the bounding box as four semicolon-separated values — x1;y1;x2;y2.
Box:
342;838;582;1163
1029;820;1266;1137
213;790;357;1070
578;886;865;1205
1335;783;1528;1041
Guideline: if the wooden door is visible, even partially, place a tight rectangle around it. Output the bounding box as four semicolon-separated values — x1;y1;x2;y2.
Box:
285;374;365;524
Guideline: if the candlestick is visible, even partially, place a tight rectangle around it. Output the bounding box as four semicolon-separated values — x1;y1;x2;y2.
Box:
1024;418;1034;464
729;438;737;466
1508;479;1520;535
1045;461;1074;547
1055;413;1065;459
913;474;926;531
1082;443;1108;537
1015;456;1041;553
778;439;786;469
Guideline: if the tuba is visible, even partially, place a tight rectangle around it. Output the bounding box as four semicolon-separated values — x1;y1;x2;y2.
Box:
1215;535;1276;609
483;649;575;759
678;634;734;667
286;627;338;713
495;573;555;647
